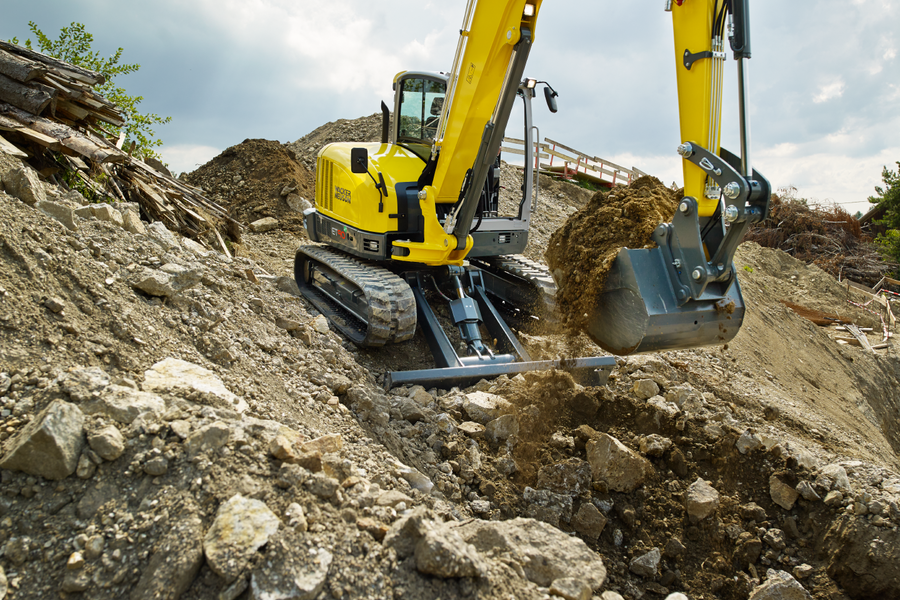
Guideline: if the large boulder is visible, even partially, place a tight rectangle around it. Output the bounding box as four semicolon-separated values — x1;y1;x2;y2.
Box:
143;358;248;413
204;495;280;584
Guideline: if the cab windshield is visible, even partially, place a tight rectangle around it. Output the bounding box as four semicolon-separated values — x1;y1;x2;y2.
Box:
397;77;446;159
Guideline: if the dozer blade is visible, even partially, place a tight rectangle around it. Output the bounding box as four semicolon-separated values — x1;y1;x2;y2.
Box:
585;247;744;355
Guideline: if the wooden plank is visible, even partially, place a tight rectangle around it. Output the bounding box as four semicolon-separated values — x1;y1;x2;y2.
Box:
0;132;27;158
544;137;590;159
845;324;873;352
214;229;232;259
55;98;90;121
15;125;61;149
0;41;104;86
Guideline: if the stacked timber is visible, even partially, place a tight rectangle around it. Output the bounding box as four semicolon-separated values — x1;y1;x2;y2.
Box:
0;40;239;250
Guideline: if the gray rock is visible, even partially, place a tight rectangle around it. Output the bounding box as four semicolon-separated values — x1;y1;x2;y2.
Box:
82;384;166;424
285;194;312;213
585;433;652;492
204;495;280;584
249;217;279;233
147;221;182;251
453;517;606;589
639;434;672;457
276;276;301;296
398;397;426;422
184;421;231;457
2;163;45;206
87;425;126;461
572;502;607;540
770;475;800;510
458;421;485;438
462;391;510;424
632;379;660;400
383;506;434;559
122;210;146;235
143;358;248;413
143;456;169;476
312;315;330;334
305;473;339;499
629;547;661;578
43;296;66;313
536;459;592;495
131;267;201;297
686;478;720;523
249;529;331;600
130;513;204;600
376;489;413;508
523;487;573;527
763;528;787;551
818;464;851;494
61;366;110;402
796;481;821;502
549;577;592;600
415;529;487;578
76;453;96;479
485;414;519;442
0;400;84;480
36;200;77;231
736;429;763;454
93;204;124;227
61;570;91;593
285;503;308;532
748;569;812;600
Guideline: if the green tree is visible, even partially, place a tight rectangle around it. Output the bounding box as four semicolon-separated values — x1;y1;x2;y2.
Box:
868;161;900;264
13;22;171;161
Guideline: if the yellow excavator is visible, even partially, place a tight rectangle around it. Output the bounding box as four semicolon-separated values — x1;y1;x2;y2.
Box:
294;0;770;389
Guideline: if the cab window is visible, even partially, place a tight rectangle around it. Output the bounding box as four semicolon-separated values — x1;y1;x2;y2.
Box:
398;78;446;147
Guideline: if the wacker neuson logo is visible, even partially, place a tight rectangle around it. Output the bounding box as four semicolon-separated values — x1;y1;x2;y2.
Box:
335;186;351;203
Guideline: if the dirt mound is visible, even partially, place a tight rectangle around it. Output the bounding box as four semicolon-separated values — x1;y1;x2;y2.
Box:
545;176;679;332
183;139;315;235
287;113;385;166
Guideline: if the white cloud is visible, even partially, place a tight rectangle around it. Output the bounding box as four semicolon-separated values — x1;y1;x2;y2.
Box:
160;144;222;176
813;79;845;104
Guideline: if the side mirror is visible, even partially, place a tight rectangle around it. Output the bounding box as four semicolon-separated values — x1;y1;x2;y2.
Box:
544;86;558;113
351;147;369;174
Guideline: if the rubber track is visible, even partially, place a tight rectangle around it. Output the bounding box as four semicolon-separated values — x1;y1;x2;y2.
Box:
295;246;416;347
475;255;559;325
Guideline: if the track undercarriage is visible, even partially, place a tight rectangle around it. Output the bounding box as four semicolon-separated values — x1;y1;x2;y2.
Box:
294;245;615;390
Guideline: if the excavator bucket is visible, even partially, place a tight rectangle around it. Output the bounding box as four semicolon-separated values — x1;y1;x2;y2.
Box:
584;247;744;355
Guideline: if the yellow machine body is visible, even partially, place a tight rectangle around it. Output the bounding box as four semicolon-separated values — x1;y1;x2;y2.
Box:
672;0;725;217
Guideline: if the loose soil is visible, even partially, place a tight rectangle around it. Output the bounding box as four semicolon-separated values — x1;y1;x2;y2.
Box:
545;176;680;334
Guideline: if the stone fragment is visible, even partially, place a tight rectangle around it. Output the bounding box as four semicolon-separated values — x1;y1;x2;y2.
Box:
300;434;342;455
415;529;487;578
735;532;763;566
629;547;661;578
686;478;720;523
143;358;248;413
204;495;280;584
763;528;787;551
537;459;592;495
184;421;231;457
44;296;66;313
143;456;169;476
632;379;659;400
122;210;146;235
37;200;77;230
796;480;821;502
131;267;201;297
736;429;763;454
454;517;606;589
793;564;814;580
249;530;331;600
61;570;91;593
485;414;519;442
276;276;301;296
823;490;843;507
67;551;85;570
572;502;607;540
523;487;573;527
2;163;45;206
639;434;672;457
312;315;330;334
356;517;388;541
82;384;166;424
818;464;851;494
462;391;511;424
76;453;96;479
664;538;686;558
398;397;426;422
131;513;204;600
458;421;485;438
249;217;279;233
585;433;652;492
748;569;812;600
285;194;312;213
93;204;124;227
0;400;84;480
61;366;110;401
376;490;413;508
770;474;800;510
87;425;126;461
740;502;767;522
146;221;182;251
305;473;339;499
383;506;434;558
549;577;592;600
285;503;308;532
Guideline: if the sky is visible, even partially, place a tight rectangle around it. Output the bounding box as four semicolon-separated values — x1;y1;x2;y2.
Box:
3;0;898;213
